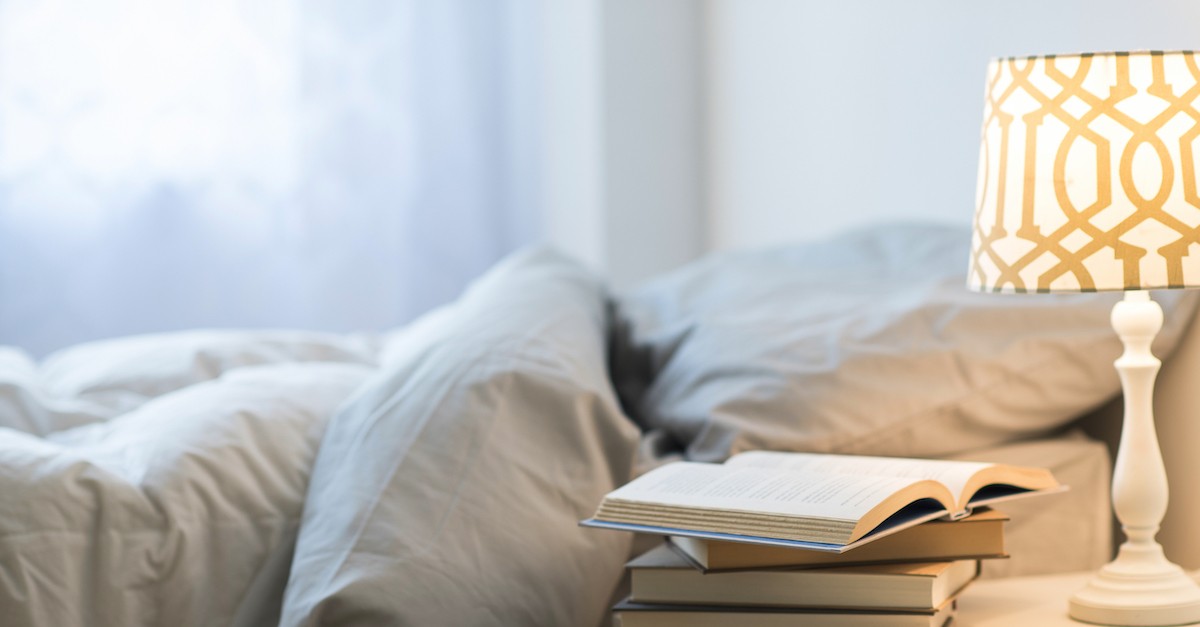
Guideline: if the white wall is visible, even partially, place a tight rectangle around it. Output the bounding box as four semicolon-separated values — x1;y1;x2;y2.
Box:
602;0;705;285
705;0;1200;251
538;0;606;271
543;0;1200;274
538;0;704;286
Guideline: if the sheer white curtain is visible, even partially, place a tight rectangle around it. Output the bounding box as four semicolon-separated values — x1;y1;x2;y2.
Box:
0;0;540;355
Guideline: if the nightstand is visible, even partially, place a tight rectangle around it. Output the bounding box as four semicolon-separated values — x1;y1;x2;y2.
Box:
958;571;1200;626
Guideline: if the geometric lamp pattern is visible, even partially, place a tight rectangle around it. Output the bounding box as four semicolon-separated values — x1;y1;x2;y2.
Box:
968;51;1200;292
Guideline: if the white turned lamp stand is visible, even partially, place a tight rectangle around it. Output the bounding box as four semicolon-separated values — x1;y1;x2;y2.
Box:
1069;291;1200;626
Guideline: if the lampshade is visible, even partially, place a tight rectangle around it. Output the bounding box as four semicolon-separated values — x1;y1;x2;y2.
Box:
968;51;1200;293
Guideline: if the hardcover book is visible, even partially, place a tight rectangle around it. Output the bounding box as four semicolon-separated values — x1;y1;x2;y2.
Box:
627;544;978;610
613;599;956;627
669;509;1007;571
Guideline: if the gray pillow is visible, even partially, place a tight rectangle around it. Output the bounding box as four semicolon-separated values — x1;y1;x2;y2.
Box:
280;249;640;627
611;223;1199;461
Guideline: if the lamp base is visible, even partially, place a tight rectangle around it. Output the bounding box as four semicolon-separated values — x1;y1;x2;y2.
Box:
1069;542;1200;626
1069;292;1200;626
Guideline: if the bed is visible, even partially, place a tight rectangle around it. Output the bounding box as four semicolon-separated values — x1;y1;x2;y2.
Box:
0;224;1194;627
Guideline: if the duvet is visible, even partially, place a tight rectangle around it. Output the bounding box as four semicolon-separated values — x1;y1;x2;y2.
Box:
0;250;641;627
0;334;378;626
0;231;1170;626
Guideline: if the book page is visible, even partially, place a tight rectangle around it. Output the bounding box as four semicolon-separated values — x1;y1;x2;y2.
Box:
725;451;994;509
606;462;943;521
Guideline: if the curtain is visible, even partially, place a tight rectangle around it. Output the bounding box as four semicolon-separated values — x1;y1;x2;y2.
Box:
0;0;540;356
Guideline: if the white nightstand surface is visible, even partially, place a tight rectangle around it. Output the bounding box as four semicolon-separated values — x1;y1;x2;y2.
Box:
958;571;1200;626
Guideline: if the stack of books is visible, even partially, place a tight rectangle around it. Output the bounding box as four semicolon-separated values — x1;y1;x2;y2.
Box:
583;451;1063;626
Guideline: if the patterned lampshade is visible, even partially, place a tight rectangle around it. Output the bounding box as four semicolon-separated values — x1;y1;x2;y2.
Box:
968;51;1200;293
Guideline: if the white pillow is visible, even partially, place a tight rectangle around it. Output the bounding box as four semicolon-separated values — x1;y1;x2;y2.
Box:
611;223;1199;460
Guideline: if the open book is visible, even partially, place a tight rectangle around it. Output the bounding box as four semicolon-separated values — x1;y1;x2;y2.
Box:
582;451;1062;552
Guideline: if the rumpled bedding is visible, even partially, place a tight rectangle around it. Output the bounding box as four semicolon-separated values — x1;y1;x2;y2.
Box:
0;250;642;627
0;234;1172;626
0;334;380;626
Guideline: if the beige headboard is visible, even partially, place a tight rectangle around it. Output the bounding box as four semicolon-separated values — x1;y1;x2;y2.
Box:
1081;303;1200;569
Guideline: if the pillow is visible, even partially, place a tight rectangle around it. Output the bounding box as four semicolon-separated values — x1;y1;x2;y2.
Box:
280;249;641;627
610;223;1199;461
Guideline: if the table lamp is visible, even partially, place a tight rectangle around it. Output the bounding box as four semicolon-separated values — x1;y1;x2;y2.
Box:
968;51;1200;626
